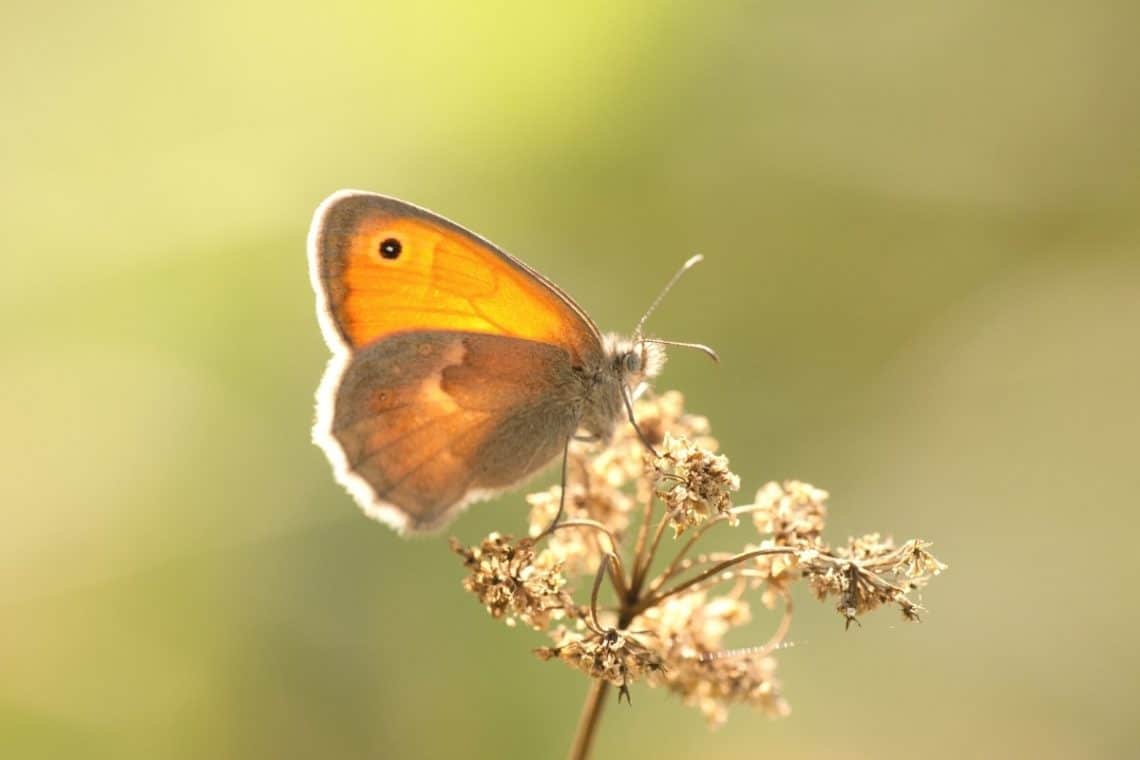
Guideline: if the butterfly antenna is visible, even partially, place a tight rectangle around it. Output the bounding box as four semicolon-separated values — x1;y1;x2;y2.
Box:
633;254;704;339
640;338;719;364
624;255;714;457
634;256;719;363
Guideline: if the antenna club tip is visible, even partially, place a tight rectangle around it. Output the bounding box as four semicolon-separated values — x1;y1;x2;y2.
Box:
634;254;707;335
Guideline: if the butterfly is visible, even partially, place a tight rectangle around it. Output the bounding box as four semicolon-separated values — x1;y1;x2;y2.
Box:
308;190;711;534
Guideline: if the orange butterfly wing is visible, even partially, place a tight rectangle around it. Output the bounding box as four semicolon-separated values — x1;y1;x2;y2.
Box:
308;191;612;533
320;331;588;532
308;190;602;364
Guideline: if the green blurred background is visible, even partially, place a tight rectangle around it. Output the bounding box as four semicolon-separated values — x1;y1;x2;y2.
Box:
3;1;1138;758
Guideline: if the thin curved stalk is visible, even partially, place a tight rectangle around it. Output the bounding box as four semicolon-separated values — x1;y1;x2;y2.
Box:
628;486;656;594
538;518;630;599
647;501;771;593
629;546;797;617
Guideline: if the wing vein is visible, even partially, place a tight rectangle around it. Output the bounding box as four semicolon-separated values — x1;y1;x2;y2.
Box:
375;415;496;498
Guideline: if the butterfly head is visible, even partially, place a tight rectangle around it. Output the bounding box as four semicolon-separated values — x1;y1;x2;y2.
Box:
605;334;668;392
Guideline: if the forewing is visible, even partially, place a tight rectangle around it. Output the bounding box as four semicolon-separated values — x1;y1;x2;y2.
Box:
315;331;585;533
308;190;603;366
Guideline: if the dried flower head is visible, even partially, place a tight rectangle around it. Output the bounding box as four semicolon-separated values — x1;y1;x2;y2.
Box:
741;480;832;607
449;390;945;748
800;536;947;626
450;533;571;630
752;480;829;547
537;627;664;695
654;434;740;535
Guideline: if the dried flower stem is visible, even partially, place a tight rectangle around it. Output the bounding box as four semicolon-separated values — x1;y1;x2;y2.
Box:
637;507;678;591
628;487;657;594
648;515;721;592
540;519;630;599
648;502;764;593
632;546;798;617
569;679;611;760
587;555;612;633
542;518;621;554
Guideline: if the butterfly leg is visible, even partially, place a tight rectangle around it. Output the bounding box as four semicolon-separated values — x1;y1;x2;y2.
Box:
535;437;572;539
621;388;659;457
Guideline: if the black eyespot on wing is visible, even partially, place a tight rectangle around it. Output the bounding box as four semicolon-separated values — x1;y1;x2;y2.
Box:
379;238;402;259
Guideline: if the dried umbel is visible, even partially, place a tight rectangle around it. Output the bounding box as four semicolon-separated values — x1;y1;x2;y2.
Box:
451;391;945;757
536;627;665;696
800;535;947;626
654;433;741;534
449;533;572;630
752;480;829;547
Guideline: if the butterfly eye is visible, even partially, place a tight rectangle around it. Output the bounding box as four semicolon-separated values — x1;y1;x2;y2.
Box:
379;238;402;260
623;351;642;374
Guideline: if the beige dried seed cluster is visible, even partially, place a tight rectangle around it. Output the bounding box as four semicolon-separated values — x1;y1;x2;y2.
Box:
449;533;573;630
800;536;947;626
536;628;664;698
451;391;945;727
752;480;829;547
655;433;741;535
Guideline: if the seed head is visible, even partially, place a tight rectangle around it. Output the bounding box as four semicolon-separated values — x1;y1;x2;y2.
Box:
536;627;664;691
450;534;572;630
654;434;741;534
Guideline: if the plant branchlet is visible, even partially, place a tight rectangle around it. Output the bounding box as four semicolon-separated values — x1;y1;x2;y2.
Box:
451;390;946;758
